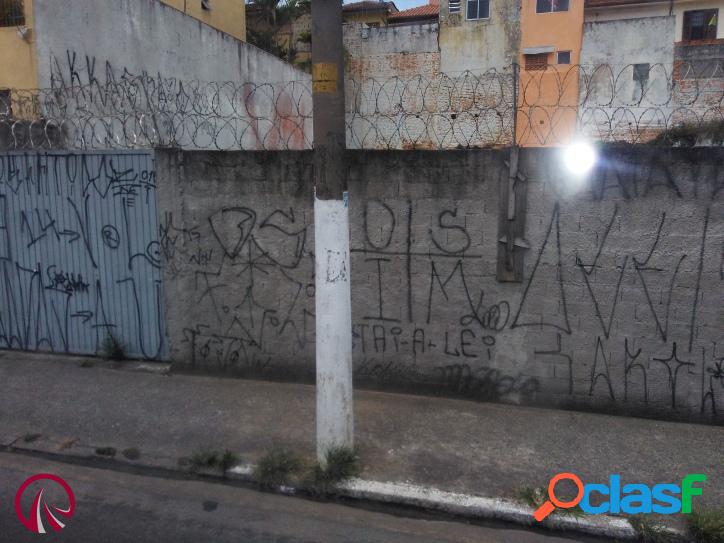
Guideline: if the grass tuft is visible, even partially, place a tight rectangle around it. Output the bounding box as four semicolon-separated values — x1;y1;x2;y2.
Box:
219;450;240;475
688;508;724;543
189;450;221;471
309;446;361;494
122;447;141;460
515;486;547;508
102;334;126;361
189;449;240;477
254;449;304;488
629;514;677;543
514;486;584;518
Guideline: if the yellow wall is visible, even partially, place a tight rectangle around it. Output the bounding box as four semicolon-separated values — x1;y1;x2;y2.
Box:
518;0;584;146
162;0;246;41
0;0;38;91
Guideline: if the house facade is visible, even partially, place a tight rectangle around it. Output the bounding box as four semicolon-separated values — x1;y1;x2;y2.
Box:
343;1;400;25
439;0;520;73
433;0;721;145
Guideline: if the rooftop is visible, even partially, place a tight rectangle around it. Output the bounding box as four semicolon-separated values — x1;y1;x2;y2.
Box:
387;2;439;23
343;1;399;14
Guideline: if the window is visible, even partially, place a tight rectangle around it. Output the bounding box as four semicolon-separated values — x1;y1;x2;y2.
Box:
557;51;571;64
682;9;718;41
0;0;24;27
467;0;490;19
449;0;462;14
201;0;211;11
633;63;650;83
525;53;548;71
536;0;569;13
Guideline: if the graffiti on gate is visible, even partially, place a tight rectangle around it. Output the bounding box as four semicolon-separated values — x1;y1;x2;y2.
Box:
0;151;166;359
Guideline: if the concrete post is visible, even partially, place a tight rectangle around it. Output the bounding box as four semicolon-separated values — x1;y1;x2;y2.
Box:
311;0;353;462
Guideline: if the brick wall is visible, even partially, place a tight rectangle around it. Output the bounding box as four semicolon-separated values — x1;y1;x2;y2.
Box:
344;23;445;149
673;41;724;120
344;22;441;81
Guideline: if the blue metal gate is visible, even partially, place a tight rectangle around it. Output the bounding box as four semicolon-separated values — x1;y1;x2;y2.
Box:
0;150;167;360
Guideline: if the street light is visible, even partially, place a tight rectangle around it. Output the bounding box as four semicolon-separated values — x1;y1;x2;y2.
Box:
563;140;597;176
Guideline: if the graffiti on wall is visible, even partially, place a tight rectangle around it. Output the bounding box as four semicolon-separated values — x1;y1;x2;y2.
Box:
160;202;316;372
17;50;313;151
0;151;166;359
347;154;723;419
162;150;722;421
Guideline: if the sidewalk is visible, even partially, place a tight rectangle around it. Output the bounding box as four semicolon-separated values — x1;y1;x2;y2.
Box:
1;350;722;535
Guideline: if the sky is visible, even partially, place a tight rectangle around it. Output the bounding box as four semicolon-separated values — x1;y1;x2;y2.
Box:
387;0;427;7
343;0;427;9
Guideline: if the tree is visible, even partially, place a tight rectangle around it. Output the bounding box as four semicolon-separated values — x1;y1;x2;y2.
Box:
246;0;311;64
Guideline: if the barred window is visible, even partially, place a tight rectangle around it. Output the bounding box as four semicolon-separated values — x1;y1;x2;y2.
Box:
0;0;25;27
449;0;462;14
682;9;718;41
525;53;548;71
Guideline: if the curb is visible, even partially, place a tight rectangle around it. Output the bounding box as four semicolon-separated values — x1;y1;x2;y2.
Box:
3;440;685;542
337;479;636;539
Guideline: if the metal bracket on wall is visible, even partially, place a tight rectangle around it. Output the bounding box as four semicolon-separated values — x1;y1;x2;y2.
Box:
497;146;529;282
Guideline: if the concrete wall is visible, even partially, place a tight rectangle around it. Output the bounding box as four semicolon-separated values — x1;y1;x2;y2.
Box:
30;0;311;150
580;16;675;141
33;0;305;88
581;16;675;70
439;0;520;73
156;147;724;424
584;3;671;24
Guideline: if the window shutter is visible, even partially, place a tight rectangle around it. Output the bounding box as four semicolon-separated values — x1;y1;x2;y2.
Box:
525;54;548;71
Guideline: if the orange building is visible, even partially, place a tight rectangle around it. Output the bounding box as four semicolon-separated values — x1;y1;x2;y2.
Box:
517;0;585;146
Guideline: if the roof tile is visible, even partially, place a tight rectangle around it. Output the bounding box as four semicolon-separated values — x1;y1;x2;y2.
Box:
387;3;439;21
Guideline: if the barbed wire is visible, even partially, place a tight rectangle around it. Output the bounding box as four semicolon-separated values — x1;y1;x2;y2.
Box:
1;62;722;151
1;75;313;150
345;68;516;149
518;62;723;146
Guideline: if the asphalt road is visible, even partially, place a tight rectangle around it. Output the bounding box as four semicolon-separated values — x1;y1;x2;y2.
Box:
0;452;589;543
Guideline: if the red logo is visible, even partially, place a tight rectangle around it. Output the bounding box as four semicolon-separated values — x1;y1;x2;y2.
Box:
14;474;75;534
